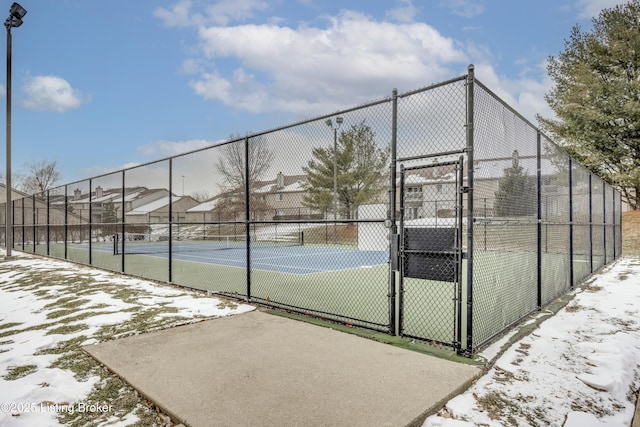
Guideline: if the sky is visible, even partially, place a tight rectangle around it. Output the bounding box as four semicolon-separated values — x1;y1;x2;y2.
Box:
1;252;639;426
0;0;631;185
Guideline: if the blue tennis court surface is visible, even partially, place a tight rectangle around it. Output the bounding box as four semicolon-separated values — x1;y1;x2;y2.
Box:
174;246;388;274
94;243;388;275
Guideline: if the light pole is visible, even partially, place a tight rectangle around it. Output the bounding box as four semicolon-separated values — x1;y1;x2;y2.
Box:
325;116;343;244
4;2;26;259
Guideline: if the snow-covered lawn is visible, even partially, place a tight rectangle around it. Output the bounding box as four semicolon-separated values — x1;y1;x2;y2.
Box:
0;251;254;426
424;256;640;427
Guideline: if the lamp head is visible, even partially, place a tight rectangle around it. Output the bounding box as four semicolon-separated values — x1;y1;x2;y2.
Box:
336;117;343;125
9;3;27;19
325;119;332;127
5;2;26;28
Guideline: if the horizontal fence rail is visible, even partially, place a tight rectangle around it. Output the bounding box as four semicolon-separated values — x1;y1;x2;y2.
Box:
1;65;623;355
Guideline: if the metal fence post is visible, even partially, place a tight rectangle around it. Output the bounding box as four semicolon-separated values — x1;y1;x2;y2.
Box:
20;197;24;250
568;158;574;288
31;194;35;253
612;187;616;259
64;185;68;259
589;174;593;273
465;64;475;352
389;88;398;335
46;189;50;256
121;170;125;273
398;164;405;335
89;179;93;265
536;131;542;308
245;137;252;302
603;182;607;263
169;158;173;283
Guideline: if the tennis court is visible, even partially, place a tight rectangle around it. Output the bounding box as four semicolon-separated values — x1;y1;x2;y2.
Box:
7;68;624;355
93;231;388;275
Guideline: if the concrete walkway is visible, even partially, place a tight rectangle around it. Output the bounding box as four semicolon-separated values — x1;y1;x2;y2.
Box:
84;310;481;427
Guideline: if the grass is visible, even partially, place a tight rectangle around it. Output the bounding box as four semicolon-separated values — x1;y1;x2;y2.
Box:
622;209;640;256
266;309;484;365
0;261;230;426
4;364;38;380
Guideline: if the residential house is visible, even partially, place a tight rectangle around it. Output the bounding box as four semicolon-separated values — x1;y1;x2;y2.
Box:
125;195;199;224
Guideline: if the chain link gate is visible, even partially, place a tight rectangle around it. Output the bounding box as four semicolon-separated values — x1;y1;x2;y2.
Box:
397;156;465;349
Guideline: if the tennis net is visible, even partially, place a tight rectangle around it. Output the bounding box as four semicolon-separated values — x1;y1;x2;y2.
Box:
113;231;304;255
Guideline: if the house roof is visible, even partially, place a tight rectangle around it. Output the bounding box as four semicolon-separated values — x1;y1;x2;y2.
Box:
126;196;185;215
187;198;220;212
254;180;306;194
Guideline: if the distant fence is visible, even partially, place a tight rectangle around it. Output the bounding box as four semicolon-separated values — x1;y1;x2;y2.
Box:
1;65;622;354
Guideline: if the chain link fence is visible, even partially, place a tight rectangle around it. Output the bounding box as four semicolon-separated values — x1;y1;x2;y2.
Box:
1;65;623;354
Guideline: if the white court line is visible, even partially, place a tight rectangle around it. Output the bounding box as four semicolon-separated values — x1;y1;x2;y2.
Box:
172;252;325;273
136;248;384;274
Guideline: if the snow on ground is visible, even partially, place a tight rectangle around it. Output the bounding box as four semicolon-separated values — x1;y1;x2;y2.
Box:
424;256;640;427
1;249;639;426
0;251;254;426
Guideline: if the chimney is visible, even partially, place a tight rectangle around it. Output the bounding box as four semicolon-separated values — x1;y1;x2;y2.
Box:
512;150;520;169
277;172;284;189
95;186;103;198
74;188;81;201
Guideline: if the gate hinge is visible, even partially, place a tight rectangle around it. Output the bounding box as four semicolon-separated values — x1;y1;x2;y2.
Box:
460;186;471;194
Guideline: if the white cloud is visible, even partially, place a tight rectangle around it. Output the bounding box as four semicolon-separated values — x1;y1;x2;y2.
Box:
136;139;217;157
156;1;555;127
386;0;419;23
186;10;468;114
575;0;629;19
471;60;555;125
203;0;269;26
438;0;485;18
154;0;203;27
20;75;89;113
154;0;268;27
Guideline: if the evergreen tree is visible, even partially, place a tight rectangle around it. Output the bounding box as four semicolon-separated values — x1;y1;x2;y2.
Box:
538;0;640;209
101;199;118;235
302;121;389;219
494;153;537;217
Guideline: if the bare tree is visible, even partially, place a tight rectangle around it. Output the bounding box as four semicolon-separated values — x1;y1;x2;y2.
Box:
215;135;274;193
190;190;212;202
213;135;274;217
20;160;61;195
1;170;26;191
